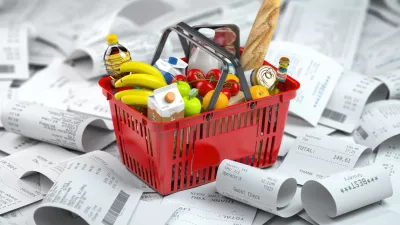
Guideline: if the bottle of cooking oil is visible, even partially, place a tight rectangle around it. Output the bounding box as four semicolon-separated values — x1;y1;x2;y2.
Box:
104;34;131;79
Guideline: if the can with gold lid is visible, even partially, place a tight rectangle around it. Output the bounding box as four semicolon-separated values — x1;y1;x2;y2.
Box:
250;65;277;90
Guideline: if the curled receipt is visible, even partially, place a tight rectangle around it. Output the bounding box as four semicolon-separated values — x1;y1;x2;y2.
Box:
354;100;400;150
1;101;115;152
216;159;303;218
301;164;393;224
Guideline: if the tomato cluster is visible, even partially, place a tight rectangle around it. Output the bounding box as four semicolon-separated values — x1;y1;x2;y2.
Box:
186;68;240;100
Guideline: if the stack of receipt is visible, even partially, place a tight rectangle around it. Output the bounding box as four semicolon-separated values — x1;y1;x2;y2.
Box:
1;0;400;224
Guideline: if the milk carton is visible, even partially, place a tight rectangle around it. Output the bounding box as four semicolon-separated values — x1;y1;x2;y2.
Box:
147;83;184;122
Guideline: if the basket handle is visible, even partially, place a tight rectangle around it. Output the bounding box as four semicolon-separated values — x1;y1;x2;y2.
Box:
150;22;253;114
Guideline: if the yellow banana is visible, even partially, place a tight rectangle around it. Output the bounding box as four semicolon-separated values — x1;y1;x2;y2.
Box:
120;61;166;85
114;89;153;100
114;74;167;89
121;95;148;107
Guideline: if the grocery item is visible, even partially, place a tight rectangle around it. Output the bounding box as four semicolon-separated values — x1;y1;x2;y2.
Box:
276;57;289;82
213;26;240;57
120;95;148;107
202;90;229;110
250;65;277;91
153;58;187;84
250;85;270;99
183;89;201;117
119;61;167;85
188;28;222;73
205;68;221;86
171;74;186;83
168;57;188;75
114;89;153;100
147;83;184;122
240;0;280;71
104;34;132;79
225;74;239;82
224;79;240;96
193;24;241;59
221;88;232;100
187;68;205;87
114;74;167;89
228;91;246;106
196;80;215;97
270;87;280;95
175;81;191;97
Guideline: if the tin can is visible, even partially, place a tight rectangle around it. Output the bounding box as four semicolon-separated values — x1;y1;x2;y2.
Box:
250;65;277;90
276;57;289;82
278;57;290;71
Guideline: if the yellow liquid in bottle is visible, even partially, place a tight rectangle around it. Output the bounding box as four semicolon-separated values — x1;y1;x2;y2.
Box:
104;43;131;79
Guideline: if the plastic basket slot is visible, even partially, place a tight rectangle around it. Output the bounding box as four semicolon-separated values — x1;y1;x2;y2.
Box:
250;109;256;126
267;105;273;135
144;166;149;184
205;122;210;138
184;160;189;188
148;128;154;157
127;115;131;128
260;107;267;136
202;168;207;184
135;119;139;134
123;110;127;125
182;127;189;158
171;163;176;191
266;137;274;165
131;118;135;132
256;139;263;165
207;166;213;181
114;104;120;132
274;104;279;133
269;136;276;164
178;161;183;189
152;161;158;189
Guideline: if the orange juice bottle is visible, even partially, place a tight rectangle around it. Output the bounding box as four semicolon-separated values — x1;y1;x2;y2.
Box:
103;34;131;80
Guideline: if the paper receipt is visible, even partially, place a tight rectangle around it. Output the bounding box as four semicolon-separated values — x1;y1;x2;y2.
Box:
301;164;393;225
354;100;400;150
277;133;372;184
1;101;115;152
216;160;303;218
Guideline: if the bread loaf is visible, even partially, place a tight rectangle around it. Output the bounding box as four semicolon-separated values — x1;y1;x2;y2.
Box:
240;0;280;71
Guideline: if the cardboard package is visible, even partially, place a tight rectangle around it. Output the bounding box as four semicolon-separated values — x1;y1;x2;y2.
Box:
147;83;184;122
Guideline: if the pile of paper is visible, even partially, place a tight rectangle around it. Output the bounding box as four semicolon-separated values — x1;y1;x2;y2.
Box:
1;0;400;224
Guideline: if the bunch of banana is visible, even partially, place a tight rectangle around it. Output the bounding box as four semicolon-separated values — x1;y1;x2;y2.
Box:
113;61;167;107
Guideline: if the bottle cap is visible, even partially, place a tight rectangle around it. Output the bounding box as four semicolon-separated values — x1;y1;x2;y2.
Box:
106;34;118;45
168;57;178;65
199;28;215;39
165;92;176;103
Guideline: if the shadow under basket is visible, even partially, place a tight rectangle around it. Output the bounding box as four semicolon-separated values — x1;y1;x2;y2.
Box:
99;60;300;195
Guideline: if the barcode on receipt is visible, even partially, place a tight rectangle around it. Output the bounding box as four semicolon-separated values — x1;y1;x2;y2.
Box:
0;65;15;73
356;126;369;140
322;108;347;123
102;190;130;225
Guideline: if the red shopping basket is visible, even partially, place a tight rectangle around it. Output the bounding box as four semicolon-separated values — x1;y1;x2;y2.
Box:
99;22;300;195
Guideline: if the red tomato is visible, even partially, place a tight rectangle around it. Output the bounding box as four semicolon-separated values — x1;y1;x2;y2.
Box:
224;79;240;96
196;80;215;97
221;88;231;100
187;68;205;88
206;69;222;86
171;74;186;83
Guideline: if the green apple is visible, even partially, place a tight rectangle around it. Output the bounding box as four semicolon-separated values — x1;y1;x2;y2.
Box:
183;89;201;117
175;81;191;97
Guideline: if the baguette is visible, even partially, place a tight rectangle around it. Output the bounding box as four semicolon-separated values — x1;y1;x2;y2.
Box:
240;0;280;71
